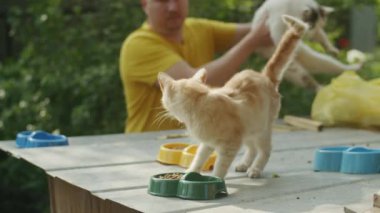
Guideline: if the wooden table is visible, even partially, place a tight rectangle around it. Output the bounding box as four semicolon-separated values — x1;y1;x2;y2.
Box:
1;127;379;213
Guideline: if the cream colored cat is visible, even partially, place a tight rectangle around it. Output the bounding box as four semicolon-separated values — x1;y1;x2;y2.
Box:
252;0;362;91
158;15;308;179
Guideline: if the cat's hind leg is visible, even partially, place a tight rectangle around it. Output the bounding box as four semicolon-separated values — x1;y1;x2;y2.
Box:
186;143;214;173
235;136;257;173
247;133;272;178
213;146;240;179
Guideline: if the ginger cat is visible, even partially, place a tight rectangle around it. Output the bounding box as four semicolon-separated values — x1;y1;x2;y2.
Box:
252;0;362;91
158;15;307;179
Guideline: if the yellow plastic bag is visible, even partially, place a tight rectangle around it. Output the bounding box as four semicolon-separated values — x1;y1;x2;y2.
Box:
311;71;380;128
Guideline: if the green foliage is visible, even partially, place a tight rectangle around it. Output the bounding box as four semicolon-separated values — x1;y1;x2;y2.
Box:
2;0;377;140
189;0;261;21
0;0;145;139
0;152;49;213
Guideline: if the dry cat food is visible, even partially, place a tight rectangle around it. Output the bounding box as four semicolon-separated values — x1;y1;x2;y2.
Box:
158;173;183;180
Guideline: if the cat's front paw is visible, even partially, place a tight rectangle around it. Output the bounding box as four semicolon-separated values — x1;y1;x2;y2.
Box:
247;168;262;178
328;47;339;57
348;63;363;71
235;163;249;173
316;85;324;92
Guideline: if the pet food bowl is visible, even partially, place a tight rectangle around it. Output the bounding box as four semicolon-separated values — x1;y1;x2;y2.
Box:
313;146;351;172
177;172;227;200
340;147;380;174
16;131;68;148
148;172;227;200
157;143;190;165
179;145;216;171
156;143;217;170
148;172;185;197
16;131;36;148
314;146;380;174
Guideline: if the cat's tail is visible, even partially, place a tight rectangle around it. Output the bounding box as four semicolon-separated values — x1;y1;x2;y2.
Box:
262;15;308;88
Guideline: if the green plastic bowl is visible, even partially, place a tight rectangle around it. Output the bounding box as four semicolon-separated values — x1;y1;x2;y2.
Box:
177;172;228;200
148;172;185;197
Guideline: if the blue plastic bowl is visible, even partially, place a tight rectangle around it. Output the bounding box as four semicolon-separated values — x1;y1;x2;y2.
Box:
16;131;34;148
340;147;380;174
313;146;351;172
16;131;68;148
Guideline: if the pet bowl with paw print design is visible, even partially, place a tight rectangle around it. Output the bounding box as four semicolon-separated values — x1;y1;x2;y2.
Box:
16;130;68;148
314;146;380;174
157;143;216;171
179;144;216;171
177;172;227;200
148;172;227;200
156;143;189;165
313;146;351;172
148;172;185;197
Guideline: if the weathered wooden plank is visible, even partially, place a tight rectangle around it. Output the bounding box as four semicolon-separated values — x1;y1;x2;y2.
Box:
0;127;379;213
45;150;295;193
47;139;379;194
93;171;380;213
0;135;193;171
196;175;380;213
0;127;378;171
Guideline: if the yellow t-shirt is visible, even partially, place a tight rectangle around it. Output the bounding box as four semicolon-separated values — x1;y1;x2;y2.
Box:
119;18;237;133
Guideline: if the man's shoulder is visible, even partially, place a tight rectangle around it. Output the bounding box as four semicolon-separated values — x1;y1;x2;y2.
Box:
124;26;162;47
127;27;155;40
185;17;215;27
184;18;233;32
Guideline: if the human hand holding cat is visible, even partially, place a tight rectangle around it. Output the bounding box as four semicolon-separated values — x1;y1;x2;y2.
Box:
251;0;363;91
248;13;273;48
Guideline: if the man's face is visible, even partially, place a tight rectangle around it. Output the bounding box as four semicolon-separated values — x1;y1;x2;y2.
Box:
142;0;188;36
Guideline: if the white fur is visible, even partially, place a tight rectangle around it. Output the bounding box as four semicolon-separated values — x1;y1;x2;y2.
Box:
253;0;362;91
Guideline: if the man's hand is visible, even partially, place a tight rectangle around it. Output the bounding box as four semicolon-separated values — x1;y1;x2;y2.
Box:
249;14;273;48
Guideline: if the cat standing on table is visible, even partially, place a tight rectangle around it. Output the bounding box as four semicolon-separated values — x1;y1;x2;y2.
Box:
158;15;308;179
252;0;362;91
119;0;273;133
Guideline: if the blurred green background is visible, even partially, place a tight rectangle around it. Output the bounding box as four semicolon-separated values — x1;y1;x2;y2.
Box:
0;0;379;212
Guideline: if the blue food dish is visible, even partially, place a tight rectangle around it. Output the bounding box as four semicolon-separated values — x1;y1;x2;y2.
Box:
16;131;68;148
314;146;380;174
341;147;380;174
16;131;35;148
313;146;351;172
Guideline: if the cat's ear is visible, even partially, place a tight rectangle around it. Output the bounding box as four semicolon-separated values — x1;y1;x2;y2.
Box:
320;6;334;17
193;68;207;83
321;6;334;14
157;72;173;91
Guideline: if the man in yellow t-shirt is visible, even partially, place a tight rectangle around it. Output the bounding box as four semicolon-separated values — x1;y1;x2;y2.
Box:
119;0;272;133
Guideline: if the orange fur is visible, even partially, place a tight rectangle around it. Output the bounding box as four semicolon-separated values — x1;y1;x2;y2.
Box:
158;15;307;179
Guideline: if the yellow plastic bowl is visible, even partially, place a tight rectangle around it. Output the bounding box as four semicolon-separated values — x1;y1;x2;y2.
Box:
157;143;190;165
179;144;216;171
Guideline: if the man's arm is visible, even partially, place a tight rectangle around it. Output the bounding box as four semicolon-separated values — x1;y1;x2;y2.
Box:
156;18;272;87
232;23;252;46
